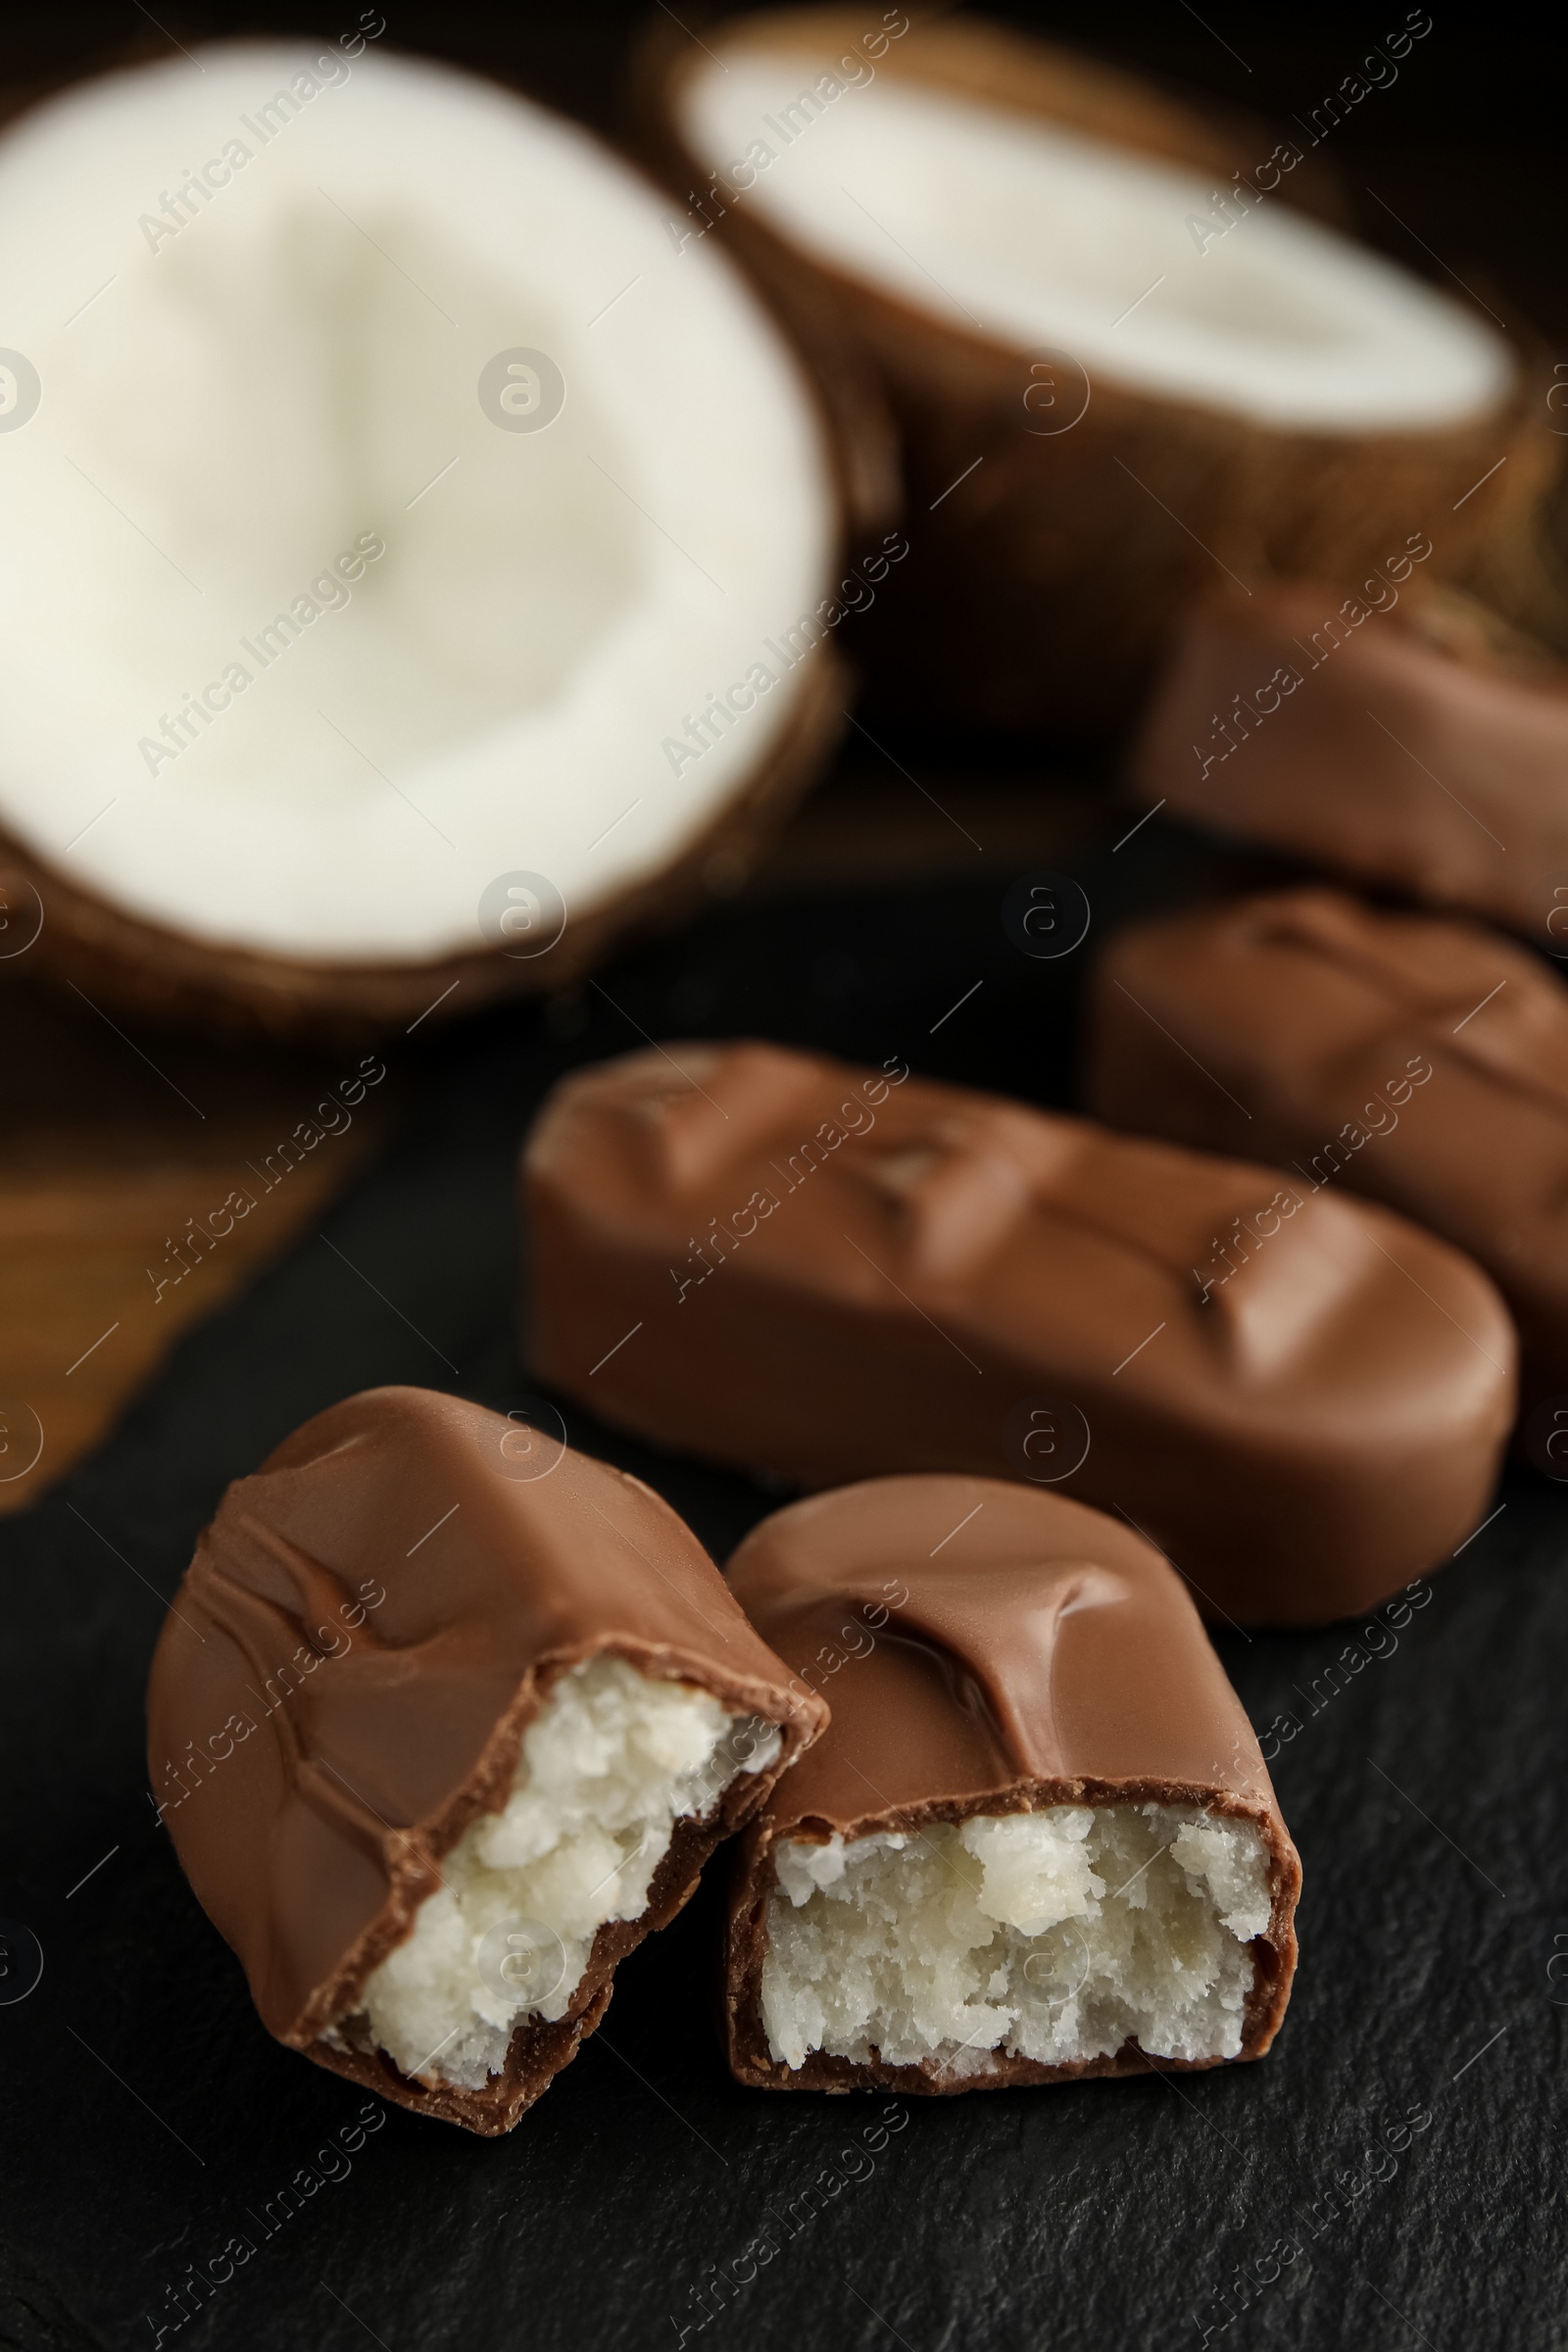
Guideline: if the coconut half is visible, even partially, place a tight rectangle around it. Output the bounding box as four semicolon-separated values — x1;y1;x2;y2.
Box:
641;7;1544;733
0;42;850;1040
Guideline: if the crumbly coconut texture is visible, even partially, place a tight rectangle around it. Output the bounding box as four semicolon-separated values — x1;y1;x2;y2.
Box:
0;42;841;1036
330;1655;780;2091
761;1804;1270;2076
644;9;1543;731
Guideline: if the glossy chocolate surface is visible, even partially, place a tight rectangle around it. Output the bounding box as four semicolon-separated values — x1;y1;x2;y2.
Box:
1088;886;1568;1411
1133;582;1568;942
524;1042;1514;1625
145;1386;823;2134
722;1476;1300;2092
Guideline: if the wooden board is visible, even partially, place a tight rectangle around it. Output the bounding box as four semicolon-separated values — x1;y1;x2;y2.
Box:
0;961;393;1512
0;754;1094;1513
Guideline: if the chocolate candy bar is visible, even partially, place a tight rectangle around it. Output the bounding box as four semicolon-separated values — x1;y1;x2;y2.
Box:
523;1042;1513;1625
722;1476;1300;2092
1088;883;1564;1408
1131;580;1568;945
145;1387;825;2134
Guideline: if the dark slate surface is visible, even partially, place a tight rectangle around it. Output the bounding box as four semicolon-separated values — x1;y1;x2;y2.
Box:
2;827;1561;2352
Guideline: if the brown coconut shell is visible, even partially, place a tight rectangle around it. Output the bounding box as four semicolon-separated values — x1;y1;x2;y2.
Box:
0;637;847;1051
0;40;887;1049
635;7;1555;736
1464;411;1568;658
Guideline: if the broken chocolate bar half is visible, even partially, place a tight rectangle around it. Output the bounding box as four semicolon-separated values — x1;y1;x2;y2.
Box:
1087;885;1565;1408
146;1387;826;2133
722;1476;1300;2092
1131;579;1568;946
523;1041;1513;1625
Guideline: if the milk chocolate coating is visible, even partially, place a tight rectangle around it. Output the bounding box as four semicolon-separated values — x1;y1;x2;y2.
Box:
145;1387;824;2134
1089;884;1565;1411
722;1477;1300;2093
1132;582;1568;941
523;1042;1513;1626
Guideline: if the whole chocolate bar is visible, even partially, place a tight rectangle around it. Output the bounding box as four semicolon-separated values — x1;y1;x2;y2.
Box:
145;1387;824;2134
1131;580;1568;945
722;1477;1300;2093
523;1042;1513;1625
1087;885;1566;1409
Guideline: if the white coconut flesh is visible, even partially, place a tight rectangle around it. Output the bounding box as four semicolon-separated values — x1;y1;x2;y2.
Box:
0;44;833;963
760;1802;1274;2073
328;1653;782;2091
678;49;1513;432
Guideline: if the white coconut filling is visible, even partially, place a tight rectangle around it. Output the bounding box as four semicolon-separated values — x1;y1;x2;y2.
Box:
343;1654;780;2091
0;44;831;958
681;52;1511;430
760;1802;1272;2074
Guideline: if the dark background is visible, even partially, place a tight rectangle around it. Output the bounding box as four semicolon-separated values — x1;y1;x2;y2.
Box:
8;1;1566;340
3;9;1566;2351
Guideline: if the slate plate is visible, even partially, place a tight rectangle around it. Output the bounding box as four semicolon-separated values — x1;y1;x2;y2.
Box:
2;826;1560;2352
